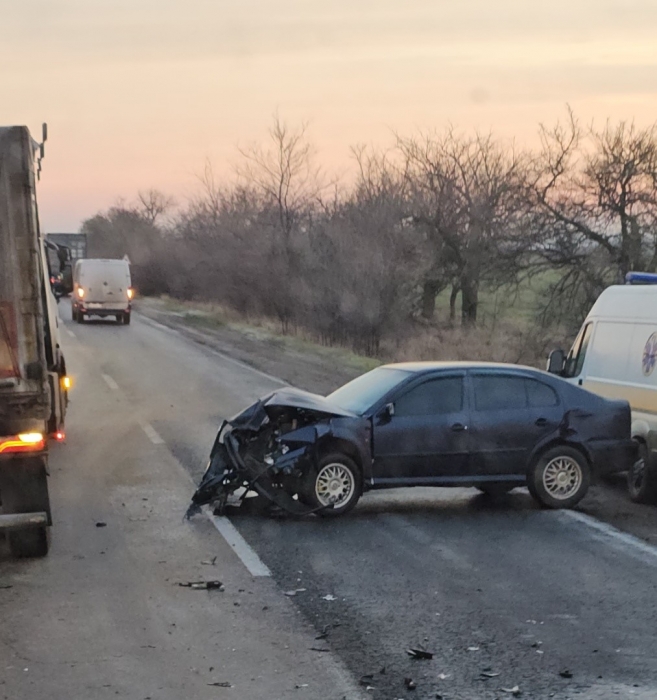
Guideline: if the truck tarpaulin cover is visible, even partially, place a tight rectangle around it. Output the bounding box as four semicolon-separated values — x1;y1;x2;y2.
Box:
0;303;19;379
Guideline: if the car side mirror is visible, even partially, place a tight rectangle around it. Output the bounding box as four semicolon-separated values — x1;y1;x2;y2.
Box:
377;402;395;425
547;348;565;375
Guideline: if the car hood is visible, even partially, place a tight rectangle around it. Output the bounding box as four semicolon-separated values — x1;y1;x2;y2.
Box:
226;387;357;433
261;387;357;417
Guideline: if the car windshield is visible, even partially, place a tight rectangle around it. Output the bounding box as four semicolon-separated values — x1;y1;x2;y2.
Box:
327;367;411;415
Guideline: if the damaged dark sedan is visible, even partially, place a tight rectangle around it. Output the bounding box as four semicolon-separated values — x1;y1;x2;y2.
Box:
188;362;636;518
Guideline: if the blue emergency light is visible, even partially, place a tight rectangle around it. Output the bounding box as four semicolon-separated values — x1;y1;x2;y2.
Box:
625;272;657;285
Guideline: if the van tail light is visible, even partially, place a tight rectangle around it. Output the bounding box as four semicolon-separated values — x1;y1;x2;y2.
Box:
0;432;45;454
77;287;85;298
127;288;134;300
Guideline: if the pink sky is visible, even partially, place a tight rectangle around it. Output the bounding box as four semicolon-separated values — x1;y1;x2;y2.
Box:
3;0;657;232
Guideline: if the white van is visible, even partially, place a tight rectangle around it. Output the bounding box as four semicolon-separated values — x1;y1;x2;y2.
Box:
547;274;657;503
71;258;133;325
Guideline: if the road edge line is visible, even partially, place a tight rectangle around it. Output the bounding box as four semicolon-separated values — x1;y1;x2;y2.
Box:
207;514;272;577
559;508;657;562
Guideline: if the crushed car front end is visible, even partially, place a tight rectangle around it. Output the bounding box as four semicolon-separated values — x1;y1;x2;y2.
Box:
186;388;371;518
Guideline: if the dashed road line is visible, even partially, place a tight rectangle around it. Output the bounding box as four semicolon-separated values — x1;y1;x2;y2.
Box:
65;329;76;339
140;422;165;445
101;373;119;390
558;509;657;564
208;513;272;577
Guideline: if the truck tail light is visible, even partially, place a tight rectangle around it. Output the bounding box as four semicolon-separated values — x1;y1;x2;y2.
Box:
62;375;72;390
77;287;84;298
127;288;134;300
0;433;46;454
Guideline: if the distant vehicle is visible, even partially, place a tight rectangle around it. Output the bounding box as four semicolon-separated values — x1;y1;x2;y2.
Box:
45;240;73;298
46;232;87;262
72;258;133;325
188;362;636;518
0;125;68;557
547;274;657;504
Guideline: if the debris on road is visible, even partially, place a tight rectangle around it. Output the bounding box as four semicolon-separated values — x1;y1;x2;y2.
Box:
309;647;330;653
178;580;224;591
208;681;232;687
437;673;449;680
359;674;376;689
95;522;107;528
467;646;480;652
559;669;573;679
284;588;307;597
501;686;521;696
201;556;218;566
321;594;337;601
480;670;500;679
404;677;417;690
407;648;434;660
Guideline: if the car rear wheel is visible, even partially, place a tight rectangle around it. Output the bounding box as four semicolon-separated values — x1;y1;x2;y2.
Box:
529;445;590;509
123;313;131;326
628;443;657;504
301;453;361;517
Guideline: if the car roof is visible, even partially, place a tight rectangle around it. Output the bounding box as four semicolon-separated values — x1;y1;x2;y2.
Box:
380;361;543;374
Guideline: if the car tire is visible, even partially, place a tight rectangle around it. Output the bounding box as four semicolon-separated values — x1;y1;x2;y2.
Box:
8;527;49;558
115;314;123;324
529;445;590;509
475;483;515;497
628;443;657;504
123;313;131;326
301;452;361;518
76;311;84;324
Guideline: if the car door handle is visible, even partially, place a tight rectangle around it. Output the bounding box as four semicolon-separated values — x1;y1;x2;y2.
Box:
451;423;468;432
535;418;548;427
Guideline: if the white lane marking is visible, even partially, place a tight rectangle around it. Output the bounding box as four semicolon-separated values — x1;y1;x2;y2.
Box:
65;329;76;339
138;313;287;388
558;509;657;563
101;373;119;390
208;514;272;577
140;422;165;445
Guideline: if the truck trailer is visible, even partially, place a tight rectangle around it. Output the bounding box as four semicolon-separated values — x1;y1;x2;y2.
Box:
0;125;67;557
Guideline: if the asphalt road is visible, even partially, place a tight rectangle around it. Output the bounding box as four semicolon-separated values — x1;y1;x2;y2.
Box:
2;302;657;700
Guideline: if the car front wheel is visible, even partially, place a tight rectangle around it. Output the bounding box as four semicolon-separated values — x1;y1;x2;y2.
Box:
301;453;361;517
529;445;590;509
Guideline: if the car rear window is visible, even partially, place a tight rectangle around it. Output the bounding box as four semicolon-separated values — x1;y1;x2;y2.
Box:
473;375;560;411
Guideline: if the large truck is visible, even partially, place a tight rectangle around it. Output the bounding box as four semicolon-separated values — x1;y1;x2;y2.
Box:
0;125;68;557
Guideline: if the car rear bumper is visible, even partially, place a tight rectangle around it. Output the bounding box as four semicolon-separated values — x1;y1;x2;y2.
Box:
589;438;637;476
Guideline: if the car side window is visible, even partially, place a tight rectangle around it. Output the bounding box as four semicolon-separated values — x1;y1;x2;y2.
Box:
394;377;463;417
525;379;559;407
473;375;527;411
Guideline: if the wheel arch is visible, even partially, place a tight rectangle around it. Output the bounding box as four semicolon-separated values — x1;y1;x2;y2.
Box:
527;439;592;474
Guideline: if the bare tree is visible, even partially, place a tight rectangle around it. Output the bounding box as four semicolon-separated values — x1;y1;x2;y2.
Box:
532;110;657;323
137;189;176;225
399;129;531;325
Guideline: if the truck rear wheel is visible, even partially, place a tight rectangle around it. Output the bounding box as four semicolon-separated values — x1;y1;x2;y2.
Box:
8;527;48;558
0;456;51;558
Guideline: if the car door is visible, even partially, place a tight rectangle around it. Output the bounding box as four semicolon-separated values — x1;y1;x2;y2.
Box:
469;373;538;477
371;373;470;484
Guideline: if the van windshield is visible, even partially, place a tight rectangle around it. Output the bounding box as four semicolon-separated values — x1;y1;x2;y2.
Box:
563;323;593;378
